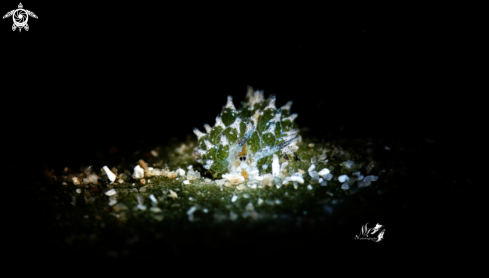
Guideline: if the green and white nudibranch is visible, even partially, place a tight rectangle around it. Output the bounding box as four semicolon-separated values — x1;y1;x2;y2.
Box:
193;87;300;178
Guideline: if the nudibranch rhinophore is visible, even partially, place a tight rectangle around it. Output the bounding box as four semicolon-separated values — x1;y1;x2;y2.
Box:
193;87;300;178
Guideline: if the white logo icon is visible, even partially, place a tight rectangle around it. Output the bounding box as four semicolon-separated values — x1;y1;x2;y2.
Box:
355;223;385;242
3;3;38;32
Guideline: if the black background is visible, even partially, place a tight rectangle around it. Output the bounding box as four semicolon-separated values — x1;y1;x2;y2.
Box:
1;1;474;262
2;1;466;172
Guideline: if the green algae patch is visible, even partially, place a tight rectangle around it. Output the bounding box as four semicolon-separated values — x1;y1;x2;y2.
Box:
35;134;410;259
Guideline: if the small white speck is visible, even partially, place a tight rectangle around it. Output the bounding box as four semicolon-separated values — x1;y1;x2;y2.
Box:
168;190;178;199
187;206;197;215
293;181;298;189
308;164;315;173
183;180;190;185
102;166;116;183
338;175;349;183
309;170;319;180
231;195;238;202
272;154;280;176
136;204;147;211
150;207;162;213
176;168;186;176
307;184;313;190
105;189;117;196
132;165;144;179
280;161;288;172
318;168;330;176
149;194;157;204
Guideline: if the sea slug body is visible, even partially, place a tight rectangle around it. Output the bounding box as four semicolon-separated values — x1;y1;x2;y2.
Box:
193;86;299;178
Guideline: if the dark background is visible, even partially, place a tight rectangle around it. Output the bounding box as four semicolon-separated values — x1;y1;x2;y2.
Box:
2;1;465;176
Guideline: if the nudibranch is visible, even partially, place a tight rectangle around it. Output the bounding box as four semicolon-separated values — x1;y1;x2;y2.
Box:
193;87;300;178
